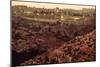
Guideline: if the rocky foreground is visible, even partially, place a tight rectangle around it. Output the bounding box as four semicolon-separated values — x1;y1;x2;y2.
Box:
21;30;96;65
12;16;96;66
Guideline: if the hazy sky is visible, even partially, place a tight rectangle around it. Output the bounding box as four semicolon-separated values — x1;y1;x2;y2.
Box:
12;1;95;10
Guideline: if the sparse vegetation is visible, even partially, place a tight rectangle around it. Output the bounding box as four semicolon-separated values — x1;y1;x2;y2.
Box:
11;2;96;66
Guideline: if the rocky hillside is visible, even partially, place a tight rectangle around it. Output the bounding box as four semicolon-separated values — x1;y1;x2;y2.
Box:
11;16;96;66
21;30;96;65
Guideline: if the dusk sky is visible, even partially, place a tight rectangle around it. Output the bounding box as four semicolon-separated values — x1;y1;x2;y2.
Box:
12;1;95;10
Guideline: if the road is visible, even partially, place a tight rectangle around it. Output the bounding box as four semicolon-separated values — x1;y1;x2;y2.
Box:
22;16;58;23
